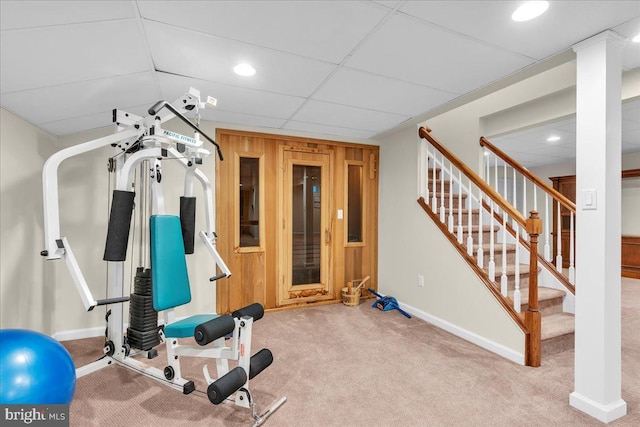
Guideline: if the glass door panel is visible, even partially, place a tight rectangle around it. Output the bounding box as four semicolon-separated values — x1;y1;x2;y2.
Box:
280;150;331;305
292;164;322;285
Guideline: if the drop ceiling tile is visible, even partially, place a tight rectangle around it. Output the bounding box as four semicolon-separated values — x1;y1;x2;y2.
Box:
623;100;640;124
283;120;377;140
291;100;408;133
613;17;640;70
346;14;534;94
144;21;336;97
1;20;150;93
199;109;286;129
400;1;640;60
555;119;578;133
1;72;159;125
0;1;135;30
623;128;640;145
373;1;401;9
509;152;570;169
156;73;305;120
138;1;387;64
313;68;457;116
38;104;148;136
622;143;640;153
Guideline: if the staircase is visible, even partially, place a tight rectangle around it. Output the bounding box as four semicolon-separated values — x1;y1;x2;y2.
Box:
419;127;575;365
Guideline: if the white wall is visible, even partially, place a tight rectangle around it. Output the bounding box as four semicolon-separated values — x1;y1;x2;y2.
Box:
0;109;57;333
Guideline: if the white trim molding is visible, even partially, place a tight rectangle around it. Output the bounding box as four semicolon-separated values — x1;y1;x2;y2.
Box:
570;392;627;423
397;300;525;365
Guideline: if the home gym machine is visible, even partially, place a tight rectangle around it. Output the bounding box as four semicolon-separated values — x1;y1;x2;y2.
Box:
41;88;285;425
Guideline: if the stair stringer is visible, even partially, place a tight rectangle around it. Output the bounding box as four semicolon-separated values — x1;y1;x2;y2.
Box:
414;197;529;365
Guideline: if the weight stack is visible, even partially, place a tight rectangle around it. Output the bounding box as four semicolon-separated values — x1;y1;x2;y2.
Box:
127;268;161;350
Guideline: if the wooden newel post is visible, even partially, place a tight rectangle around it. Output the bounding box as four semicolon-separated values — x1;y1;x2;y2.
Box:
525;210;543;367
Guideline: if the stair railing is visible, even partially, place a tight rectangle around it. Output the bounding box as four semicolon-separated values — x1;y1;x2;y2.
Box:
419;126;542;367
480;137;576;287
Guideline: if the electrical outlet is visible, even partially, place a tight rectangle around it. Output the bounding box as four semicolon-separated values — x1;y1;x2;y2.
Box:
418;274;424;287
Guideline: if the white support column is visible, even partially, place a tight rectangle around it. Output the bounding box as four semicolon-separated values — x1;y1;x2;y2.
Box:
569;31;626;424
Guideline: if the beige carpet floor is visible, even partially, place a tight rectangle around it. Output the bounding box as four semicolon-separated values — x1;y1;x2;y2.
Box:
63;278;640;426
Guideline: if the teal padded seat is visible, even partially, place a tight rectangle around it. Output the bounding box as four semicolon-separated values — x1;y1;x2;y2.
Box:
150;215;217;339
163;314;219;339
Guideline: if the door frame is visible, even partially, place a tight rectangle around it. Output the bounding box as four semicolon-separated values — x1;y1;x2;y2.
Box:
277;145;334;306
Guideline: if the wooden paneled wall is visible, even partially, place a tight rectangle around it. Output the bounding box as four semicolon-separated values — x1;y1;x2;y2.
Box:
215;129;379;313
622;235;640;279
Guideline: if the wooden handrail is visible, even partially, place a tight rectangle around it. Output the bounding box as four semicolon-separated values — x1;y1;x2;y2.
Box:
419;127;527;228
479;136;576;212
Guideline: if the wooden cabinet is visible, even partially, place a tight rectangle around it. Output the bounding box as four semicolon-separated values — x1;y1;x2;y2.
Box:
622;236;640;279
550;175;575;269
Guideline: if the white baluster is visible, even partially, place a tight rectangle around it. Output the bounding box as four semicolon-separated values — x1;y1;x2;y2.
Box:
494;155;498;213
485;150;490;203
556;201;563;272
448;161;454;232
424;144;429;202
457;170;463;243
533;184;538;211
439;153;445;222
544;194;551;261
467;178;474;256
513;168;518;230
477;187;484;268
522;176;528;239
431;148;437;213
501;213;508;297
503;161;508;204
489;201;495;281
569;211;575;284
513;227;521;313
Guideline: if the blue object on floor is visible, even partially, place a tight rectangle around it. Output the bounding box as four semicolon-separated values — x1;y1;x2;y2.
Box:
0;329;76;404
367;288;412;319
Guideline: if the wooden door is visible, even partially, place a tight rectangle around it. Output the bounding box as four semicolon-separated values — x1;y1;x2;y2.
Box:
278;149;333;305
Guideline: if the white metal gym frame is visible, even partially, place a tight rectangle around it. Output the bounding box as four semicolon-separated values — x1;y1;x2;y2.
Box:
41;88;285;426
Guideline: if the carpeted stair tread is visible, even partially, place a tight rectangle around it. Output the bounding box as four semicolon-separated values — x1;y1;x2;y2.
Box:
461;224;498;232
508;286;566;306
441;208;480;215
485;263;538;276
473;243;516;251
541;313;575;341
437;192;468;198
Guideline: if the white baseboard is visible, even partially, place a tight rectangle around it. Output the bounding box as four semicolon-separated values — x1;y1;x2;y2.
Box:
52;326;105;342
397;300;525;365
570;391;627;423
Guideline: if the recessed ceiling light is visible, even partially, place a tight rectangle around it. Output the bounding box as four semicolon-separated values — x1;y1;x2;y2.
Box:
633;34;640;43
547;135;561;142
512;1;549;22
233;63;256;77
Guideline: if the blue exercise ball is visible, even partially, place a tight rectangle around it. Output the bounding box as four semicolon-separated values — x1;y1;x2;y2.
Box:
0;329;76;404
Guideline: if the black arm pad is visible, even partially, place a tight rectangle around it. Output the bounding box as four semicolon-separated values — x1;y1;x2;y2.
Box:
232;303;264;322
194;314;235;346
